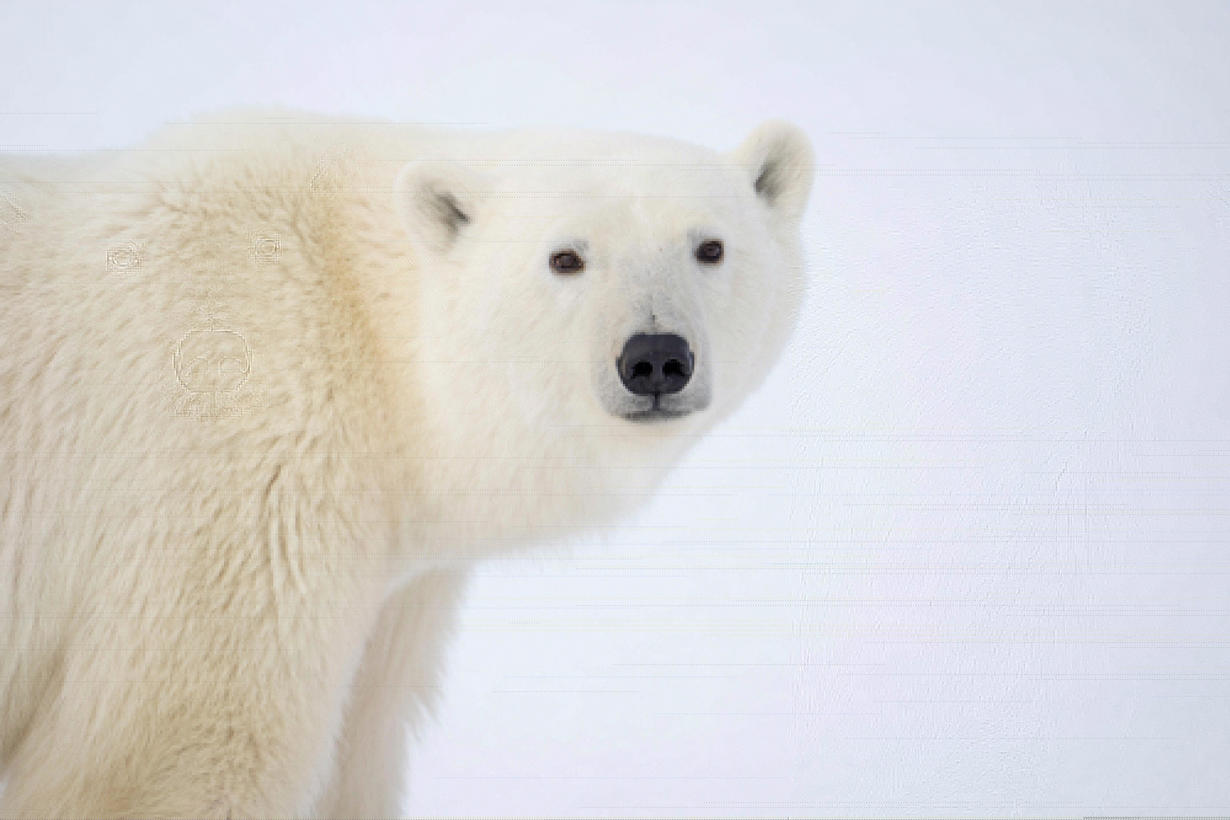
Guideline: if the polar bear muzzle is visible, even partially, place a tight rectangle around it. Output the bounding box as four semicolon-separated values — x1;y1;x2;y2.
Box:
613;332;704;421
616;333;693;397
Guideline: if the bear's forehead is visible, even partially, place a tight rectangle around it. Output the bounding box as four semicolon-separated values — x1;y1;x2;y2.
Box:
492;172;743;233
535;160;731;188
493;153;744;216
444;129;751;232
460;129;741;197
473;127;720;160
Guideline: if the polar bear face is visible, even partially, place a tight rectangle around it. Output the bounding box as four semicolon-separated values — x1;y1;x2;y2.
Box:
392;121;813;461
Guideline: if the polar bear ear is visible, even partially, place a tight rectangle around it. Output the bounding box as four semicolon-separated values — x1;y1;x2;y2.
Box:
731;120;815;226
393;161;487;255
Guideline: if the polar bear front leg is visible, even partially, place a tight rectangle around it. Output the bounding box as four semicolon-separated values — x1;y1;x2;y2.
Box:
315;569;471;819
0;586;379;819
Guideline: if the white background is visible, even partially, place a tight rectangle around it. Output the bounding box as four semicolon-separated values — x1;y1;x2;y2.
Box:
2;1;1229;816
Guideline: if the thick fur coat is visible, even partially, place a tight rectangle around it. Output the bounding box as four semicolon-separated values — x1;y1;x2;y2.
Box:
0;110;813;817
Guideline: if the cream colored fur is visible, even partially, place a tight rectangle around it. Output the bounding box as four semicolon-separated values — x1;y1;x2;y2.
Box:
0;109;813;818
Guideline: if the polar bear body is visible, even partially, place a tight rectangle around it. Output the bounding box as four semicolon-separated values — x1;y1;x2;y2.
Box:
0;111;813;817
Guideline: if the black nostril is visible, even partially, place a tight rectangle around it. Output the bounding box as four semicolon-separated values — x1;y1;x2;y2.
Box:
617;333;694;397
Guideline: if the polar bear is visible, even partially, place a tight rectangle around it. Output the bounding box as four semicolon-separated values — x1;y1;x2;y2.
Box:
0;109;814;818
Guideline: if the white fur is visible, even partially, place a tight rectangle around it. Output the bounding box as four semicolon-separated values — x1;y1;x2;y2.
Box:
0;108;813;818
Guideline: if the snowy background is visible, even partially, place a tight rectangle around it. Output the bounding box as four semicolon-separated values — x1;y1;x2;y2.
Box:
3;0;1229;816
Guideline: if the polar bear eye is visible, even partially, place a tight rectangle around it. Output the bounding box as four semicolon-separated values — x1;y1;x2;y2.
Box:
550;249;585;275
695;240;724;264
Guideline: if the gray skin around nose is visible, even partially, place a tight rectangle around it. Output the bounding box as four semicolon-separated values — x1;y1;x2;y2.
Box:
617;333;694;396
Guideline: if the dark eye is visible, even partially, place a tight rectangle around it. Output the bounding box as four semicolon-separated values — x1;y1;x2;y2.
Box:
550;249;585;275
696;239;724;264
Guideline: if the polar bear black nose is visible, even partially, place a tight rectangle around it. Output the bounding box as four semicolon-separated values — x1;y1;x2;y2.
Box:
617;333;693;396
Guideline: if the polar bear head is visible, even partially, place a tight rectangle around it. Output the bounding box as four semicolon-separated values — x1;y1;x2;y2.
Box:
393;121;812;439
385;122;812;540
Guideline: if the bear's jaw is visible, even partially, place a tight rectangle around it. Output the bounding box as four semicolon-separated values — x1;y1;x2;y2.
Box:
617;394;710;423
620;407;694;422
607;388;712;424
390;388;705;560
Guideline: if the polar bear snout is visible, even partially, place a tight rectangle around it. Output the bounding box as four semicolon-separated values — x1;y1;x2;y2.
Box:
617;333;694;396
